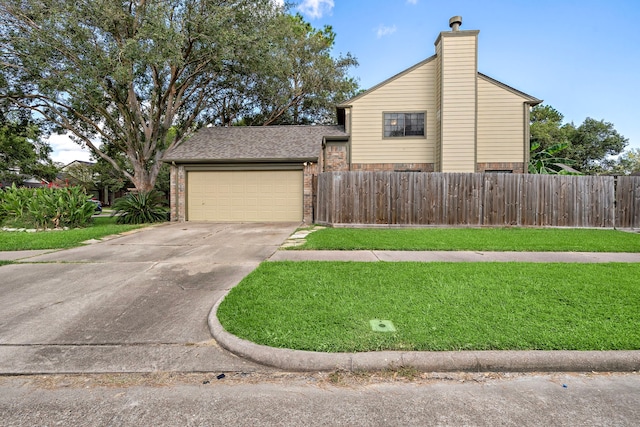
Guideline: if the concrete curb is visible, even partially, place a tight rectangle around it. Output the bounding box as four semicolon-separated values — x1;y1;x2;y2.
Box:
209;293;640;373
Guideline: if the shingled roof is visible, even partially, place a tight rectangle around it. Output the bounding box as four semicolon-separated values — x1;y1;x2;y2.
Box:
164;125;348;163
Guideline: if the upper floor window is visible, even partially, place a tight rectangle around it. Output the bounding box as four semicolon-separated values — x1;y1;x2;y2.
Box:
384;112;425;137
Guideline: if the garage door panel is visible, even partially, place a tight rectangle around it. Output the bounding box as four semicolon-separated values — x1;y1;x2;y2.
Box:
187;170;303;222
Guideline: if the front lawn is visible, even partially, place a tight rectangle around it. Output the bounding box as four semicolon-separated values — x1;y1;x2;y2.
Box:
295;227;640;252
217;261;640;352
0;217;146;251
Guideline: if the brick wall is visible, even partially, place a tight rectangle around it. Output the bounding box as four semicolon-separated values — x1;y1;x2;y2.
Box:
476;162;525;174
169;164;186;222
303;162;317;224
169;165;178;221
323;144;349;172
351;163;435;172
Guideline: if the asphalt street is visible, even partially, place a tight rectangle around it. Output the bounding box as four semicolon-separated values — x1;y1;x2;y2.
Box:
1;371;639;426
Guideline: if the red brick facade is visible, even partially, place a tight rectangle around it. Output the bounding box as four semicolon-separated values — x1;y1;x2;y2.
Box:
323;144;349;172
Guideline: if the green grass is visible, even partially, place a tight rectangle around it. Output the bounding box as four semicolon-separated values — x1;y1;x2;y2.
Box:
0;261;13;267
217;261;640;352
0;217;146;251
295;227;640;252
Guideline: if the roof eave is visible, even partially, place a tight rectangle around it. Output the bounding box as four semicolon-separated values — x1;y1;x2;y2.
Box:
478;72;542;104
163;156;319;164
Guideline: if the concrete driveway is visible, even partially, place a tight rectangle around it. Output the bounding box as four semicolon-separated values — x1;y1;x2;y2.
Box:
0;222;299;374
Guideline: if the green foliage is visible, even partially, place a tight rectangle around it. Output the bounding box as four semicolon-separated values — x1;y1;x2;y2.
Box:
529;141;580;174
111;191;168;224
602;148;640;175
62;162;97;192
0;184;95;229
0;111;58;185
1;0;287;191
529;104;628;174
239;13;359;125
566;118;629;173
154;163;171;196
529;105;571;150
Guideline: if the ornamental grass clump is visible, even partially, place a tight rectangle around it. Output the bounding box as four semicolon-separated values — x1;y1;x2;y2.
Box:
0;184;95;229
111;191;168;224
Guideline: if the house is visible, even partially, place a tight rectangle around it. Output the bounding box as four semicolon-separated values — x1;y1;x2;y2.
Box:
166;16;541;223
331;15;542;175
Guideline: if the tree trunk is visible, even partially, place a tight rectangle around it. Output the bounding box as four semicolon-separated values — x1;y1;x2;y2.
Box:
130;164;156;193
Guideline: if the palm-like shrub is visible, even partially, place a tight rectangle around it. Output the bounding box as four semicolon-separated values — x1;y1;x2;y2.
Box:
529;142;581;175
111;191;168;224
0;184;95;229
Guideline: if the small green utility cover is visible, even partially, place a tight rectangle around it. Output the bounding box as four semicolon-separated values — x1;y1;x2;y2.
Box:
370;319;396;332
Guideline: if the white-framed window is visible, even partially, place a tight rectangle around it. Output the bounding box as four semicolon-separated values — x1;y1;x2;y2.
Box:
383;112;425;137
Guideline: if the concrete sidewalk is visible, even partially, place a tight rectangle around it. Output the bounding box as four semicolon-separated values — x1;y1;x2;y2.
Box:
269;250;640;263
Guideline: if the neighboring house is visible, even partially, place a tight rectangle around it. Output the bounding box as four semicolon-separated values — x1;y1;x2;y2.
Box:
61;160;95;171
166;16;541;223
0;166;49;188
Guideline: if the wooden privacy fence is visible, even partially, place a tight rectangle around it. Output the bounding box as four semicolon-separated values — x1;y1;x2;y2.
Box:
315;172;640;228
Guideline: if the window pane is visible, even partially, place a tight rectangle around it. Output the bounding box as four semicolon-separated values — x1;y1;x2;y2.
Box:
404;113;424;136
384;112;425;137
384;113;405;137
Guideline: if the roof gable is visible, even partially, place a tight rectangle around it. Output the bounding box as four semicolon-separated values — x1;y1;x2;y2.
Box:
338;56;436;107
338;61;542;108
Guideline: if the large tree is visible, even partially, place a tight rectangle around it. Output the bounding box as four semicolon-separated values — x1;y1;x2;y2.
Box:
0;0;285;191
530;105;572;151
241;13;359;126
564;118;628;173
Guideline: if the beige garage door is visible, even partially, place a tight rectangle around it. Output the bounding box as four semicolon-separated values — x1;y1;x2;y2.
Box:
187;170;303;222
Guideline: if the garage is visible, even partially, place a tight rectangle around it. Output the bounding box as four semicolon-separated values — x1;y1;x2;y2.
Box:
165;125;349;223
187;170;303;222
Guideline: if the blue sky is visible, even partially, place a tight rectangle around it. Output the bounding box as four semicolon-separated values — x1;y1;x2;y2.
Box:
49;0;640;163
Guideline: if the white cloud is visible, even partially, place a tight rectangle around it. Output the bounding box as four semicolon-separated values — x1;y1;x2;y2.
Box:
376;24;397;39
47;133;94;165
297;0;334;19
